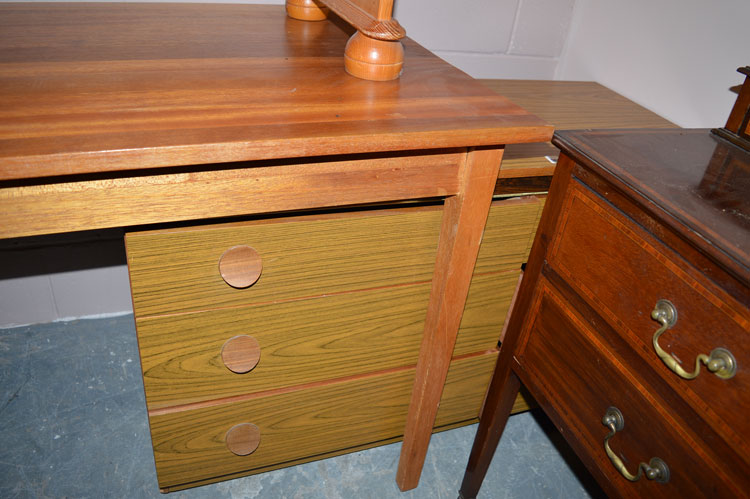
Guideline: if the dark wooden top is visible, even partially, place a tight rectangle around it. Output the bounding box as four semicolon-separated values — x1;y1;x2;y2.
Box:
0;2;551;181
553;128;750;287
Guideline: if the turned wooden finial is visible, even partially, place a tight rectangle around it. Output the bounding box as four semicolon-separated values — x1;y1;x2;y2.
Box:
344;31;404;81
286;0;406;81
286;0;329;21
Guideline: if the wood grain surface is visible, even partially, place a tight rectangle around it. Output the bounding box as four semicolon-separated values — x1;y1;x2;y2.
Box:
320;0;404;40
126;197;541;317
136;271;518;410
519;284;742;497
459;154;577;499
397;147;503;490
149;351;497;489
553;129;750;294
0;152;462;239
549;182;750;459
0;3;551;181
461;130;750;498
478;80;676;179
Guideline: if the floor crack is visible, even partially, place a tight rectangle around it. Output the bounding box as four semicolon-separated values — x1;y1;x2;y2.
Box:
0;378;28;416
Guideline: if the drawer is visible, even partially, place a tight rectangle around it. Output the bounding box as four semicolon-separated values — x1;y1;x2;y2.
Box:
148;352;497;489
518;282;740;497
548;181;750;455
126;198;542;317
137;271;518;410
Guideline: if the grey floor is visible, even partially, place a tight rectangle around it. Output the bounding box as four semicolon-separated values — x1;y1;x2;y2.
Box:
1;316;603;498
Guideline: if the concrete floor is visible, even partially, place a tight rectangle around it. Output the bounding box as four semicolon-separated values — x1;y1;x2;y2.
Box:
0;316;602;498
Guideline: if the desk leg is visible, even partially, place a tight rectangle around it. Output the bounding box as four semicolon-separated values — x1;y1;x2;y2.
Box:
459;369;521;498
396;147;504;491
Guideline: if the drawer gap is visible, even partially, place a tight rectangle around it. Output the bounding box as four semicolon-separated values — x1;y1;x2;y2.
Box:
148;348;498;417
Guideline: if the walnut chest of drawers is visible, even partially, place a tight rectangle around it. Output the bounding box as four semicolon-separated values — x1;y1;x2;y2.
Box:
460;129;750;498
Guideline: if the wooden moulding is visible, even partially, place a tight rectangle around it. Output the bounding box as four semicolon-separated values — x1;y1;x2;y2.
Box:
712;66;750;151
317;0;405;40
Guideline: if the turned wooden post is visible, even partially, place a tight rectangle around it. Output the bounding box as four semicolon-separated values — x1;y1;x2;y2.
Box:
286;0;406;81
344;31;403;81
286;0;330;21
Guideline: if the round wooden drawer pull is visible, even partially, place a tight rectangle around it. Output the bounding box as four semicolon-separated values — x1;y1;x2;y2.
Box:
219;245;262;289
222;335;261;374
226;423;261;456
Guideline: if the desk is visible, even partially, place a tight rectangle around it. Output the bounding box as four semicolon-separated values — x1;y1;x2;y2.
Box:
0;2;551;492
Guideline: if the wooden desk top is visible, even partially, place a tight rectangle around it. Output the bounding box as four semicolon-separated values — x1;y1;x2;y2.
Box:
480;80;676;178
0;2;550;181
481;80;674;130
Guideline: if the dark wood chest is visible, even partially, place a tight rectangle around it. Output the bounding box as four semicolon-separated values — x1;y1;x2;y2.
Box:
461;128;750;498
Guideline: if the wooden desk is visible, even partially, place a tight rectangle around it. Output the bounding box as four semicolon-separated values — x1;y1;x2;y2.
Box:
0;2;551;492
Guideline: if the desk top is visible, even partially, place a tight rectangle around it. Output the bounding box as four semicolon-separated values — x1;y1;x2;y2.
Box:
0;2;550;181
480;80;676;178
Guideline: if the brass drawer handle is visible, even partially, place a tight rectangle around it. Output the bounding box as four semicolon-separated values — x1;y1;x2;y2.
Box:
651;299;737;380
602;407;669;483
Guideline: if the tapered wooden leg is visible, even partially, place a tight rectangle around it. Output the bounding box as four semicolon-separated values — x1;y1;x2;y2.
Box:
396;147;504;491
459;368;521;498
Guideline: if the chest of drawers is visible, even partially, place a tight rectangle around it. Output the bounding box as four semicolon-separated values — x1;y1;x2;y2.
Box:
125;197;543;490
460;129;750;498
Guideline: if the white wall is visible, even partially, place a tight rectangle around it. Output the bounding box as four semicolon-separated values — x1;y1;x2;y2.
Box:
395;0;576;79
556;0;750;128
